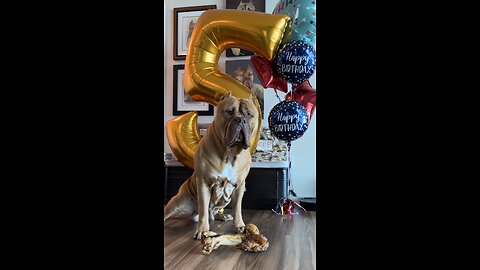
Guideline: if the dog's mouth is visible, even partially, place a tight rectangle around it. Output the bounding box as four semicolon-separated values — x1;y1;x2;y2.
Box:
224;118;250;149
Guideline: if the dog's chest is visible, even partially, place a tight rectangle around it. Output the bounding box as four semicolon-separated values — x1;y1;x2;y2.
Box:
214;163;237;185
210;180;235;206
209;163;238;207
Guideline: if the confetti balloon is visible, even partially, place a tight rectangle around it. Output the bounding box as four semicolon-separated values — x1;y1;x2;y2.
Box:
273;0;317;47
268;100;309;142
275;40;316;85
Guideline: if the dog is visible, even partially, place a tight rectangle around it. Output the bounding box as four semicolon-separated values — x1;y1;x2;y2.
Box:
164;93;259;240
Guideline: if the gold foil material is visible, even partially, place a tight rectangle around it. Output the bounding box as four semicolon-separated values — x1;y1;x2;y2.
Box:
166;112;200;169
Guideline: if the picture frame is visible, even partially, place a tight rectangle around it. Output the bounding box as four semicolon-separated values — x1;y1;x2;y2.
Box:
225;0;266;58
173;65;214;116
225;59;265;119
173;5;217;60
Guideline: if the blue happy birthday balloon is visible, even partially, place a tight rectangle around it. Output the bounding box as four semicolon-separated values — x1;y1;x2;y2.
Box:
275;40;316;85
268;100;309;142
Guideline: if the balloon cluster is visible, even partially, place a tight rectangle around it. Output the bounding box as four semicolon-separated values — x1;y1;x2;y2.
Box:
251;0;317;143
263;0;317;217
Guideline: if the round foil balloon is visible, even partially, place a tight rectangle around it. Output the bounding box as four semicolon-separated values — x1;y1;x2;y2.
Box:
268;100;309;142
276;40;316;85
273;0;317;47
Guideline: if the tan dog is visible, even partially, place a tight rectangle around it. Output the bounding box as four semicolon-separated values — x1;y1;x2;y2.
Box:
164;93;259;240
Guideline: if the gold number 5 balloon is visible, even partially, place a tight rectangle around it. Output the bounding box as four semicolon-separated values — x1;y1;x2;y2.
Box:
167;10;291;169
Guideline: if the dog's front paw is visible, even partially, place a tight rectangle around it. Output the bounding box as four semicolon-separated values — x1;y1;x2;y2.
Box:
234;219;246;233
194;222;209;240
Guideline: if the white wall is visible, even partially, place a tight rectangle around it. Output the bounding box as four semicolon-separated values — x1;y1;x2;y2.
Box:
164;0;316;198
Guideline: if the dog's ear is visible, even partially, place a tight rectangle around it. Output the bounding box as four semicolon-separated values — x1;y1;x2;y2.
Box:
221;92;232;100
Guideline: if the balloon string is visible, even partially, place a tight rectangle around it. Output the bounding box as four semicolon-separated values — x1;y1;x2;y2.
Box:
274;89;282;102
291;84;296;101
272;197;286;215
287;141;292;200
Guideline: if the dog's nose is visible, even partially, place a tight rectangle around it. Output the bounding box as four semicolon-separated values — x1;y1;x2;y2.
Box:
234;117;246;124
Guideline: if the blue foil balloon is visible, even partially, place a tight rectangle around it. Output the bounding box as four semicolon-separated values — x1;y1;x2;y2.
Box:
268;100;309;142
275;40;316;85
273;0;316;47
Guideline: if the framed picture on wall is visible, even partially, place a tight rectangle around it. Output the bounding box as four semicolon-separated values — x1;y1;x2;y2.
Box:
173;65;214;116
225;59;265;119
174;5;217;60
225;0;266;57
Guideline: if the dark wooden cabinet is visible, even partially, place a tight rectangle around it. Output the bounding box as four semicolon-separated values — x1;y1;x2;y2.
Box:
164;162;287;210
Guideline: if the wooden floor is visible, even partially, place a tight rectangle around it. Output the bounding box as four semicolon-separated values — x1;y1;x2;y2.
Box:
164;209;316;270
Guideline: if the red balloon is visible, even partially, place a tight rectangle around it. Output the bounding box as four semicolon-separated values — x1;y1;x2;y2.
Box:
286;80;316;121
251;55;288;93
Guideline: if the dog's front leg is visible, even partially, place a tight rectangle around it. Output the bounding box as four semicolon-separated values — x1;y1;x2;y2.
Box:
194;179;213;240
231;182;246;233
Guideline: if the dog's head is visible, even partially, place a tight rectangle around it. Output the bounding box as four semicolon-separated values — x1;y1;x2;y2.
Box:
214;92;258;150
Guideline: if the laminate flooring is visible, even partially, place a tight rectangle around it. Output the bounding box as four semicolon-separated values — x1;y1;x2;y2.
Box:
164;209;316;270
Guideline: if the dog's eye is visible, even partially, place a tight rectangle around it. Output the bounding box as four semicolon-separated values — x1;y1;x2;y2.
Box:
247;112;253;117
226;109;235;115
